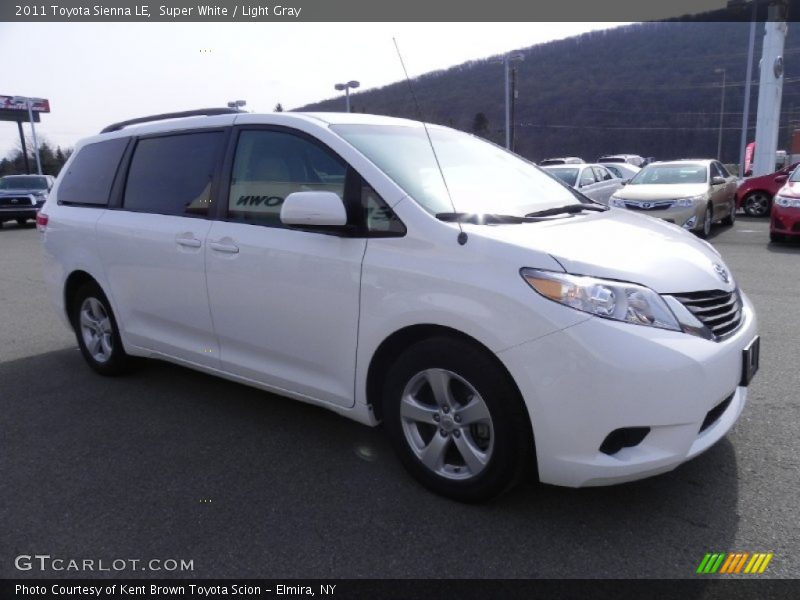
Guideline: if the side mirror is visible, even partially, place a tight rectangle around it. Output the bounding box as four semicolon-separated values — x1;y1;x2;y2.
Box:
621;179;629;185
711;176;726;186
775;174;788;183
280;191;347;227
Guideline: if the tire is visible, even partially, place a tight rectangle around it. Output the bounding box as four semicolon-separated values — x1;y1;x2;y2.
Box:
722;200;736;226
698;204;713;238
742;191;771;217
382;336;534;502
770;231;786;243
70;281;135;376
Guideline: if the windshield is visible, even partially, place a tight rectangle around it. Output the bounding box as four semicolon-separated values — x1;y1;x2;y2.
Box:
0;175;48;190
629;164;707;185
332;124;581;216
543;167;579;187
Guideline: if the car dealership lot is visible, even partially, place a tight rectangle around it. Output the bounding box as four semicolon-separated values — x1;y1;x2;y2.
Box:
1;219;798;579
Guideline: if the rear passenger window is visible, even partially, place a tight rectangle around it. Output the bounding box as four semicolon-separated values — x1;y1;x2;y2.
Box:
58;138;128;206
123;131;224;216
227;130;346;227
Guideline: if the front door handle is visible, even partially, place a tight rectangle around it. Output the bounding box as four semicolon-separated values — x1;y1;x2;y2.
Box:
209;240;240;254
176;234;202;248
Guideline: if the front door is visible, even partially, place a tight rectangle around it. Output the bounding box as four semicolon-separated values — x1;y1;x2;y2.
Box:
205;128;366;408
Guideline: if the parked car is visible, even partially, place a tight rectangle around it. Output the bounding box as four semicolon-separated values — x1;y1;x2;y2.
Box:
40;110;758;501
609;160;738;237
598;154;645;167
770;168;800;242
0;174;54;227
539;157;585;166
736;162;799;217
542;163;624;205
600;162;641;181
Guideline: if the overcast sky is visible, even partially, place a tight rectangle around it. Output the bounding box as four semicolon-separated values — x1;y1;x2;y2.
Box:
0;22;628;157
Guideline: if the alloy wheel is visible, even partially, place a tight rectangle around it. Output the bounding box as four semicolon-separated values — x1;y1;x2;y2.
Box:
399;368;495;480
79;297;113;363
743;192;770;217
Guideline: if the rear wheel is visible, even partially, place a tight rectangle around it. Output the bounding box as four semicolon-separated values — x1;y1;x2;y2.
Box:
382;336;534;502
71;281;135;375
742;191;771;217
722;199;736;226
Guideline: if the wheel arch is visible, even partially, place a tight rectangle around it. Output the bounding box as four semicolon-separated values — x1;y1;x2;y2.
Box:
365;324;524;422
63;270;104;329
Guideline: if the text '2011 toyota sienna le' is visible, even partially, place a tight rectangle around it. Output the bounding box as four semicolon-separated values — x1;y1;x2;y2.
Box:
40;109;759;501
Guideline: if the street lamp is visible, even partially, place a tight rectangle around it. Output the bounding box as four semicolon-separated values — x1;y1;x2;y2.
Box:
499;53;524;150
334;80;360;113
227;99;247;111
715;68;727;161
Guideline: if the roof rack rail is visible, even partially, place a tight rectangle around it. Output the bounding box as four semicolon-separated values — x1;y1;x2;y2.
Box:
100;107;241;134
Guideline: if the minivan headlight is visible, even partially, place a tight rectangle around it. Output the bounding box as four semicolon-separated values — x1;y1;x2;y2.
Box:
521;268;681;331
775;194;800;208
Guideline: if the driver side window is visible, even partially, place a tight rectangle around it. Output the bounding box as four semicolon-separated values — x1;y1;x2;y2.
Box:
579;168;595;187
227;130;347;227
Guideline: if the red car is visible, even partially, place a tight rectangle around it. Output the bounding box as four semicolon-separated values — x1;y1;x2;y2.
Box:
771;173;800;242
736;162;800;217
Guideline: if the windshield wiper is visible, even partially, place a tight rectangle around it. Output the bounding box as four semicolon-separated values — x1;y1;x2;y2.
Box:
524;203;608;218
436;213;534;224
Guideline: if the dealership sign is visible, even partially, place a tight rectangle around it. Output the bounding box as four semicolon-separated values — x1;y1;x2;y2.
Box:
0;96;50;113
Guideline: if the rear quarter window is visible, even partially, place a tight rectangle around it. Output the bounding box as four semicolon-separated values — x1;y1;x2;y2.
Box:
57;138;129;206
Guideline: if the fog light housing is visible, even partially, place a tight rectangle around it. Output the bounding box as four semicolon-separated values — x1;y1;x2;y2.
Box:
683;216;697;229
599;427;651;455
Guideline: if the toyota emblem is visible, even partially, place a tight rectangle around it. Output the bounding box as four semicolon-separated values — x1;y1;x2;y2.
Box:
713;263;730;284
642;202;652;209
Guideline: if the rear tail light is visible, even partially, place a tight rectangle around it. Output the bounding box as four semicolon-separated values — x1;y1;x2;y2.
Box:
36;212;49;232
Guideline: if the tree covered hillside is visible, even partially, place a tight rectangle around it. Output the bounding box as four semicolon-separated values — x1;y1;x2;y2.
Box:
296;21;800;163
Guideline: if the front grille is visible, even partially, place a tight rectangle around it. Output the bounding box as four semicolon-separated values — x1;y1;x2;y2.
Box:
699;393;734;433
0;195;34;208
672;289;743;339
624;200;674;211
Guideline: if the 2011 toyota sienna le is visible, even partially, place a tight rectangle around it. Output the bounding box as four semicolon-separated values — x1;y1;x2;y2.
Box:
39;109;760;501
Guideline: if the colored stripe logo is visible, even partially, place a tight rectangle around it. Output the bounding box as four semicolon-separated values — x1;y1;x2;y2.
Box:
696;552;773;574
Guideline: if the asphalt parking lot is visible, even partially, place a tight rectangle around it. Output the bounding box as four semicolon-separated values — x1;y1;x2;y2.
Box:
1;217;798;579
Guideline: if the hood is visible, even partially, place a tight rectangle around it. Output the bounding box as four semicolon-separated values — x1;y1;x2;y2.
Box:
613;183;707;201
778;181;800;197
468;209;735;294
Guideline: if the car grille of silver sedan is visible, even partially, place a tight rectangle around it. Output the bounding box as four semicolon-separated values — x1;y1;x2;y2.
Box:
623;200;674;211
672;289;743;340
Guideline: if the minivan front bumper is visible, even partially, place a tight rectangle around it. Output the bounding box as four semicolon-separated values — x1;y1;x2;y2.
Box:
498;292;757;487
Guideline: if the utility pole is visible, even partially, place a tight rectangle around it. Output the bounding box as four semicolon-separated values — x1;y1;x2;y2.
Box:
715;68;727;161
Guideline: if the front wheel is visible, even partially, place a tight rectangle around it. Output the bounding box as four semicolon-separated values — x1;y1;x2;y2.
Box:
382;336;534;502
742;192;771;217
71;281;136;375
698;204;713;238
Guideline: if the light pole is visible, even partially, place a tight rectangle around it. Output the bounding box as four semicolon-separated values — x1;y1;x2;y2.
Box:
227;99;246;111
502;53;524;150
334;80;360;112
715;68;726;161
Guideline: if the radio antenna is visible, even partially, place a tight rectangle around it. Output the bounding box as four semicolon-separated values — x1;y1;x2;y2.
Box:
392;37;467;245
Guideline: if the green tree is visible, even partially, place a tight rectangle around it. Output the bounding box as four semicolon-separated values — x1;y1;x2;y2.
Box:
274;103;284;112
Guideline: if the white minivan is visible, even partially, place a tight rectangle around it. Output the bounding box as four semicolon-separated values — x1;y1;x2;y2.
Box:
40;110;759;501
